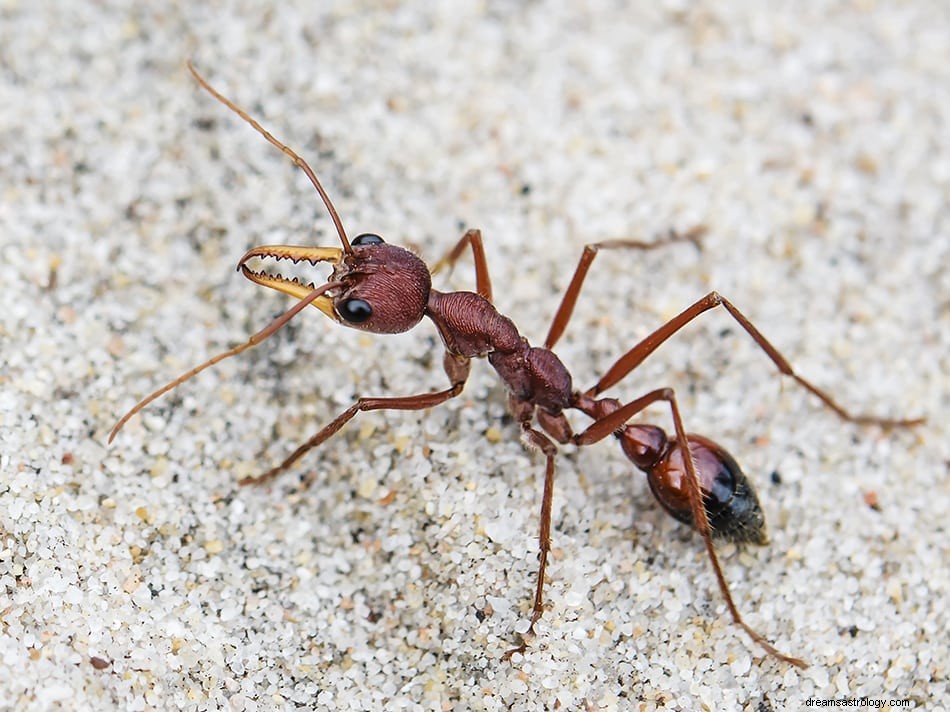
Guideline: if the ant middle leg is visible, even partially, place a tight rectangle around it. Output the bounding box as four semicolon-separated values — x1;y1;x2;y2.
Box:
571;387;807;668
502;411;563;660
544;227;705;349
588;291;923;426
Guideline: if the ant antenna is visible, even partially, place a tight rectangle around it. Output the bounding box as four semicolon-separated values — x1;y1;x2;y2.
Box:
108;280;343;443
186;61;353;254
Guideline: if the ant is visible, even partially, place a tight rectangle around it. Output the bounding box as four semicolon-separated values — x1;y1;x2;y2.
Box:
110;62;923;669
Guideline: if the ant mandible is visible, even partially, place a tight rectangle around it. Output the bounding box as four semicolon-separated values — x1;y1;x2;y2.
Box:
110;62;923;668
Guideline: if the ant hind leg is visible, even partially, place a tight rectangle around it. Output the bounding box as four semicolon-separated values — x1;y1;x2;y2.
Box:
571;387;808;668
589;291;924;427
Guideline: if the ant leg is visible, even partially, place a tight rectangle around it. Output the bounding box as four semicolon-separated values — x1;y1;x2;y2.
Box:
428;228;493;302
242;352;471;484
590;291;923;427
503;422;560;660
544;227;704;349
572;387;807;668
109;281;342;442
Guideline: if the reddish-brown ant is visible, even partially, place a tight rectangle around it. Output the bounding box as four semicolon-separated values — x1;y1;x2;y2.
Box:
110;62;923;669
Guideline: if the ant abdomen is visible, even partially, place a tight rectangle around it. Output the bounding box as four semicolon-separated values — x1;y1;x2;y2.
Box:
619;425;768;546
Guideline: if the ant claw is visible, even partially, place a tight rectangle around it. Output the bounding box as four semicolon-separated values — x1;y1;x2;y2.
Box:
502;629;535;662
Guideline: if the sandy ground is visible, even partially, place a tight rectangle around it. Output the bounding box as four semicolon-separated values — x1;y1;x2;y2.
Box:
1;2;947;710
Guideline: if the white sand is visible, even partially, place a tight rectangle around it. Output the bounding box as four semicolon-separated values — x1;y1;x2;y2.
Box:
1;2;947;710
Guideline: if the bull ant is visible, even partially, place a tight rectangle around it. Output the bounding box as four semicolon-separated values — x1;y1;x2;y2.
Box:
110;62;923;668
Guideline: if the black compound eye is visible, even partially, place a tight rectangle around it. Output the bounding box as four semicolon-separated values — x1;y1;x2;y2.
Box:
338;298;373;323
352;233;384;246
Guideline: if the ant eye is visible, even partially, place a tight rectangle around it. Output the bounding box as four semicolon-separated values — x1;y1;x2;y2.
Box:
353;233;384;246
338;298;373;323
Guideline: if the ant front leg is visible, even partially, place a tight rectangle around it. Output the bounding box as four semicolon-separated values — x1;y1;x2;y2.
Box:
428;228;493;302
544;227;704;349
589;291;924;427
572;388;808;668
243;352;471;485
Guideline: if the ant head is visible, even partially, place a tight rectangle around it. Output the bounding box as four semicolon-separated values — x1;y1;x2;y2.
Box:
238;233;431;334
186;65;432;334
